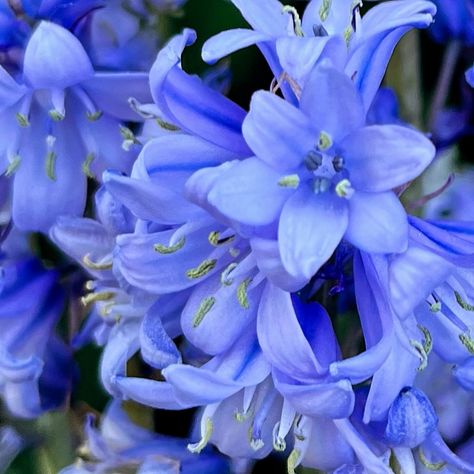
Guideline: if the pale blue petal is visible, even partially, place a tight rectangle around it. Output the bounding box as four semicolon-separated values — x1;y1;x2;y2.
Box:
278;187;349;280
345;191;408;254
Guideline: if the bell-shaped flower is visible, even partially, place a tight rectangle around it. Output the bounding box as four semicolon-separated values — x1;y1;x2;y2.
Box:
0;21;150;232
0;256;74;418
188;62;435;286
60;401;230;474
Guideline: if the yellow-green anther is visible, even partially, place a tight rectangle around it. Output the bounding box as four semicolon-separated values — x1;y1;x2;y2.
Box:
120;126;140;151
418;325;433;355
454;291;474;311
410;340;428;371
234;410;250;422
287;448;301;474
237;278;252;309
82;153;95;178
430;301;441;312
81;291;115;306
335;179;353;198
318;131;333;150
46;151;57;181
87;111;103;122
186;259;217;279
459;333;474;354
16;113;29;127
282;5;303;36
187;418;213;454
5;156;21;177
319;0;332;21
192;297;216;328
82;254;113;270
49;109;64;121
156;117;180;131
278;174;300;189
273;431;286;452
208;231;235;246
344;26;353;45
250;438;264;451
154;237;186;254
418;448;447;471
221;263;238;286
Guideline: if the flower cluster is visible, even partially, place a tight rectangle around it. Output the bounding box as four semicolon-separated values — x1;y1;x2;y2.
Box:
1;0;474;473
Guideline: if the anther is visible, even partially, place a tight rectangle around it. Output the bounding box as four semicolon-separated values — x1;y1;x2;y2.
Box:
410;340;428;371
335;179;354;198
208;231;235;246
287;449;302;474
49;109;65;121
319;0;332;22
418;448;447;471
278;174;300;189
82;153;95;179
186;259;217;279
454;291;474;311
154;237;186;254
120;126;141;151
237;278;252;309
282;5;303;36
81;291;115;306
305;150;323;170
82;254;113;271
45;150;57;181
417;325;433;355
193;297;216;327
5;155;21;177
188;417;213;454
317;131;333;150
16;113;29;127
459;333;474;355
87;111;103;122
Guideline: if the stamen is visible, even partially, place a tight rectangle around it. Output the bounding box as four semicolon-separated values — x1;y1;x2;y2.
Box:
193;297;216;328
459;333;474;354
418;447;447;471
82;254;113;270
344;25;353;44
335;179;354;198
81;291;115;306
287;449;302;474
87;111;103;122
16;113;29;127
16;94;32;127
454;291;474;311
319;0;332;22
221;263;238;286
45;152;57;181
282;5;303;36
5;155;21;177
278;174;300;188
186;259;217;279
72;86;102;121
156;117;180;131
82;153;95;179
417;325;433;355
49;110;64;121
317;131;333;150
49;88;65;121
410;340;428;371
430;301;442;313
237;278;252;309
188;417;213;454
154;237;186;254
272;423;286;451
120;126;141;151
208;231;235;246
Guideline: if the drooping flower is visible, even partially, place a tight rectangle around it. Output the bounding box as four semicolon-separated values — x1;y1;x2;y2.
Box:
0;21;150;232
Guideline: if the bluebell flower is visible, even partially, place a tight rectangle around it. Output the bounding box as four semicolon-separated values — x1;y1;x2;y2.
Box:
203;0;436;108
60;401;229;474
430;0;474;45
188;61;435;285
0;256;74;418
0;21;150;232
0;426;21;473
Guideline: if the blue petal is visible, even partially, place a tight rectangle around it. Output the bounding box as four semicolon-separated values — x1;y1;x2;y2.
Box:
202;29;270;64
302;0;358;36
346;0;436;110
181;273;263;356
466;65;474;87
242;91;315;171
23;21;93;89
299;63;365;141
150;29;250;155
278;187;349;280
83;72;152;122
0;67;26;112
345;191;408;254
207;157;291;226
140;302;181;370
341;125;435;192
257;283;326;379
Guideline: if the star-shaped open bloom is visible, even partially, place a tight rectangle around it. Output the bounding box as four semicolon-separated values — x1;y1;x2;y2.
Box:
188;62;435;284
